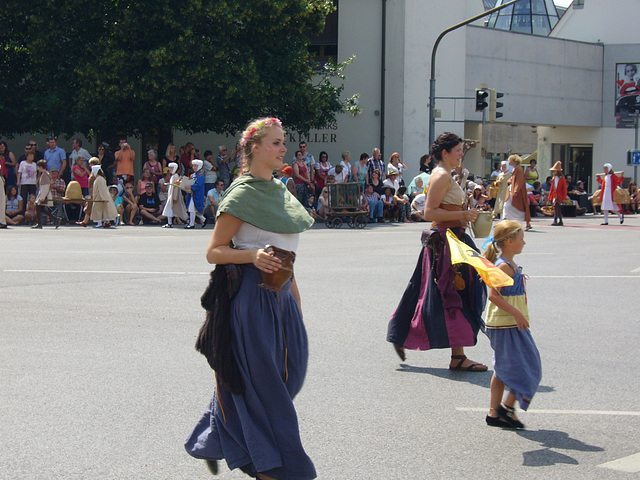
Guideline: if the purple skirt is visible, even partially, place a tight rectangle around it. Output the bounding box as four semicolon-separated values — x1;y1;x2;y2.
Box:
387;228;486;350
185;266;316;479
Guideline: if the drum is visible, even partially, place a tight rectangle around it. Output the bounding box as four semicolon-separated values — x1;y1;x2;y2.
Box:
471;211;493;238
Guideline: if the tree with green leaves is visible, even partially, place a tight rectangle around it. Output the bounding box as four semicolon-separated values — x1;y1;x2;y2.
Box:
0;0;356;143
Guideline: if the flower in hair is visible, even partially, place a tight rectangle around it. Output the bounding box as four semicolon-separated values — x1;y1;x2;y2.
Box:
239;117;283;149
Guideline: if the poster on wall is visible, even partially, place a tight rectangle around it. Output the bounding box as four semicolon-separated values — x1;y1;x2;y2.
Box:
616;62;640;128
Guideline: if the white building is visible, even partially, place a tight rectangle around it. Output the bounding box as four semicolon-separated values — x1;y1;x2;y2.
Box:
7;0;639;191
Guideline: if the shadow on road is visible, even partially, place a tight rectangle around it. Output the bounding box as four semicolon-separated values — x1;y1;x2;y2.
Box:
518;429;604;467
395;363;492;387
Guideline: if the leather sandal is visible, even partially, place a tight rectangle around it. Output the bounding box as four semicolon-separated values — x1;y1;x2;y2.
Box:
449;354;488;372
496;404;525;429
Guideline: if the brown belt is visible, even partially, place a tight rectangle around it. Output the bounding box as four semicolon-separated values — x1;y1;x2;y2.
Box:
432;204;467;229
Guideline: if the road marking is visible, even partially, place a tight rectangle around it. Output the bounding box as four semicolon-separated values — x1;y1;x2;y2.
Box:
631;266;640;273
532;275;640;279
3;269;209;276
599;452;640;473
456;407;640;416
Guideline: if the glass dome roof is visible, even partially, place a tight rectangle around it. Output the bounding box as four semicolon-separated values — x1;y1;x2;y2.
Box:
486;0;561;36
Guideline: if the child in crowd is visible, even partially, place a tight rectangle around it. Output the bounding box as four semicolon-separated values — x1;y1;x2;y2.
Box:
25;194;37;225
483;220;541;429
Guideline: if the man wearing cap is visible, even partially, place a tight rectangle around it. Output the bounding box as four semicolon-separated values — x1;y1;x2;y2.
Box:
137;182;164;224
43;136;67;178
185;159;206;229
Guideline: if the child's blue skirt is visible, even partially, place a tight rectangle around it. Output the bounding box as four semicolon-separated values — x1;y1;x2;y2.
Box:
485;327;542;411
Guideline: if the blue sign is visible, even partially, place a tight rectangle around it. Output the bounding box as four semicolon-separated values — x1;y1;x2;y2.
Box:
633;150;640;165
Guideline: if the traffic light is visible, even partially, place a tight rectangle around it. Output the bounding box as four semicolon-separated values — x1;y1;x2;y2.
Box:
475;88;489;112
489;88;504;122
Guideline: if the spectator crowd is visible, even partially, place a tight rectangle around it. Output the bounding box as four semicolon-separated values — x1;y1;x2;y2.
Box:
1;136;635;229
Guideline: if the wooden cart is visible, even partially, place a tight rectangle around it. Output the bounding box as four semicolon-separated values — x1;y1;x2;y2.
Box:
324;183;368;229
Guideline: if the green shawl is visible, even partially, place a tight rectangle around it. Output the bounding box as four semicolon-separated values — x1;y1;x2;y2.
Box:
217;175;314;234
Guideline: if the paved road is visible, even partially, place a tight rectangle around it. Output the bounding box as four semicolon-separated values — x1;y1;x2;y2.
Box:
1;213;639;479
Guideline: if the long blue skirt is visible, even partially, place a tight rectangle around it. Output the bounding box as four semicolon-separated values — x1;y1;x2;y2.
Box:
185;266;316;480
485;328;542;411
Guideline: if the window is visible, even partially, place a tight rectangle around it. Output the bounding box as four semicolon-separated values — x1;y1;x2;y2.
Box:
307;1;338;67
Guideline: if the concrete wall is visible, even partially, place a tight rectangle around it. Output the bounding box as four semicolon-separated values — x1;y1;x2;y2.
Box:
464;25;604;127
551;0;640;45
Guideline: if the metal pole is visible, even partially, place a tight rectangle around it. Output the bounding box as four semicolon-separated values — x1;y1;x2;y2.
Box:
635;113;638;184
429;0;517;147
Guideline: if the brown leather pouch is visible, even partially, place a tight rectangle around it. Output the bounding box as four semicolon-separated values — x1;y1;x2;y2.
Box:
258;245;296;292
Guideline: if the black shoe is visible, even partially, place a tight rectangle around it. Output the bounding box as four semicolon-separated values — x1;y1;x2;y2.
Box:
162;224;173;228
557;221;563;226
185;224;195;229
205;459;218;475
486;415;507;427
55;216;62;229
31;224;42;229
600;222;608;225
621;214;624;224
201;217;208;228
496;404;525;429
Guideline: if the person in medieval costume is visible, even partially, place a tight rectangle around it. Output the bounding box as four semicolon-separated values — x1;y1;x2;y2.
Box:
90;165;119;228
185;159;206;229
161;162;188;228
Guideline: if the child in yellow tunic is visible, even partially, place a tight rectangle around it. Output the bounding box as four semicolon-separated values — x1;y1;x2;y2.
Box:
482;220;541;429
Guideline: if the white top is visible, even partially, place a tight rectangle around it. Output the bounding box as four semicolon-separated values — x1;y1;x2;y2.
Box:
203;160;218;183
412;193;426;211
233;222;300;253
601;174;615;211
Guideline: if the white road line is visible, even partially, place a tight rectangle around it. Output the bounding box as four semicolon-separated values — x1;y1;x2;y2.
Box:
456;407;640;416
3;269;209;275
599;452;640;473
631;266;640;273
532;275;640;279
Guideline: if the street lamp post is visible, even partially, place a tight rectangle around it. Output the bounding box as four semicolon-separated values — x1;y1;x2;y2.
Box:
429;0;517;147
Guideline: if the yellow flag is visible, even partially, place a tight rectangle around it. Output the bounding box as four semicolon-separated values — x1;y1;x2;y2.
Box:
445;229;513;288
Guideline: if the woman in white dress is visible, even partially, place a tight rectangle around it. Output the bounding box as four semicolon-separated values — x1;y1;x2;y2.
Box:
597;163;624;225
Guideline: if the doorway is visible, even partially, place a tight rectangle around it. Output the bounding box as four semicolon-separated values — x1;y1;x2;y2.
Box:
551;144;593;190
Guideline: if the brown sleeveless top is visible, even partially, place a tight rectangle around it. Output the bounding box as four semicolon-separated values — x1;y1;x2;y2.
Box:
430;173;467;229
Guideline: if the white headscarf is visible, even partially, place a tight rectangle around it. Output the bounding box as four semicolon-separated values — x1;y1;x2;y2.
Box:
603;163;613;173
168;162;178;174
91;165;101;176
192;159;203;172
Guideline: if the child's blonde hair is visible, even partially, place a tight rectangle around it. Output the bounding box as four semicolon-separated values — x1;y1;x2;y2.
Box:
483;220;523;263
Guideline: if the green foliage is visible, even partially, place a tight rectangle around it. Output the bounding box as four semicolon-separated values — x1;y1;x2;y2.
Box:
0;0;354;138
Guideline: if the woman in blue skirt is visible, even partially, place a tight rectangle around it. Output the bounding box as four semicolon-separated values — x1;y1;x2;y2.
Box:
185;117;316;479
483;220;542;429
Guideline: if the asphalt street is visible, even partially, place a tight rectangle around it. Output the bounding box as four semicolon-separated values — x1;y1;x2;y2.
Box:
1;213;640;479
